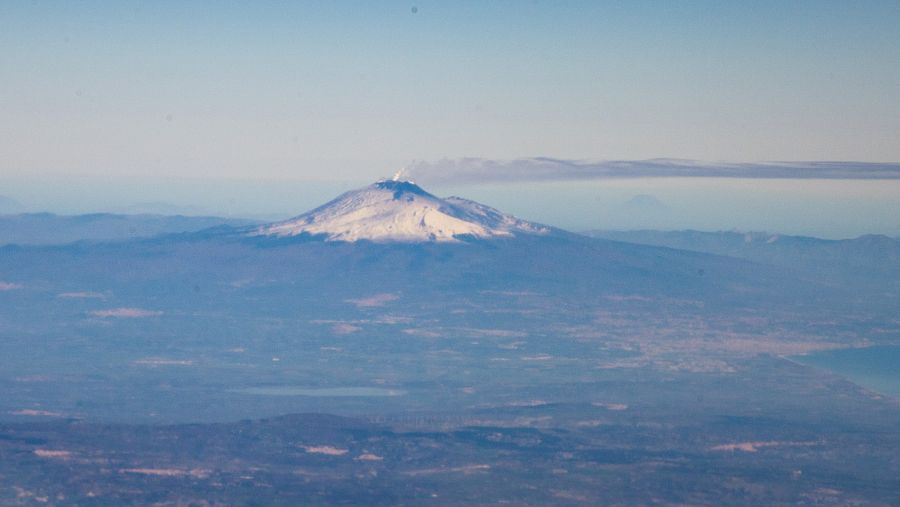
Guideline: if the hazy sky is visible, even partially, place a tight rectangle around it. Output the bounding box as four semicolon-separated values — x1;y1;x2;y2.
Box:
2;0;900;181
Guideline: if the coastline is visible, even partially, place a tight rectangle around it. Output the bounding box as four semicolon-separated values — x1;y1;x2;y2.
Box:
785;345;900;401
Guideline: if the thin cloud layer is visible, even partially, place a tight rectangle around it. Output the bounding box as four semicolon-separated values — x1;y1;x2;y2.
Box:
407;158;900;185
58;291;106;299
346;293;400;308
91;308;162;318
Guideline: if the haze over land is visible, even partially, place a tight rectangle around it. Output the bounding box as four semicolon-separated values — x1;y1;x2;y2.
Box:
2;180;899;504
2;1;900;505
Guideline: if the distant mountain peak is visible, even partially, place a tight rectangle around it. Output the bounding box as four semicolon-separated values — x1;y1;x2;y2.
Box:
250;180;550;243
0;194;22;213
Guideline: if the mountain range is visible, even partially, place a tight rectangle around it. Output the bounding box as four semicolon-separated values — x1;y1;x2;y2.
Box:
0;179;881;313
0;212;255;246
586;229;900;291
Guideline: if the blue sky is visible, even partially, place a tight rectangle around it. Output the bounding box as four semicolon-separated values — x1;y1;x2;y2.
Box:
2;1;899;180
1;1;899;236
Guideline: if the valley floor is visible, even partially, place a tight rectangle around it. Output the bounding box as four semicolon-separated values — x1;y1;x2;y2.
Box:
2;355;898;506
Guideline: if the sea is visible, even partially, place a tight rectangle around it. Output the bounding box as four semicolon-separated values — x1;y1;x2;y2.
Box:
791;345;900;399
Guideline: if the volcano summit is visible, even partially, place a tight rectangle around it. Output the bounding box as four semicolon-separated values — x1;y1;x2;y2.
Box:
251;178;549;243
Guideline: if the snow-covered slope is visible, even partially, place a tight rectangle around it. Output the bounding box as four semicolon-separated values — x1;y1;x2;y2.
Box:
251;178;549;242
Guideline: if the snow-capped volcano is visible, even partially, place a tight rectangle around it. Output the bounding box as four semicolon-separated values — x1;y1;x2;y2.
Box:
251;178;549;242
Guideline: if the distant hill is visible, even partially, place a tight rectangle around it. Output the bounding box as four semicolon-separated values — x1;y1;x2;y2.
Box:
585;230;900;290
0;213;258;246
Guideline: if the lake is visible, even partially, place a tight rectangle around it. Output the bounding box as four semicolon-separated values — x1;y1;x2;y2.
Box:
233;386;407;397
